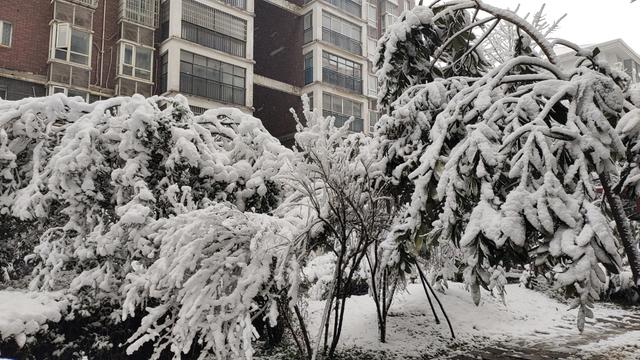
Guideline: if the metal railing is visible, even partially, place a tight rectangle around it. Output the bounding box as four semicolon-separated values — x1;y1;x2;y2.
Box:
322;67;362;93
66;0;99;8
119;0;159;28
182;21;246;58
323;110;364;132
220;0;247;10
322;27;362;55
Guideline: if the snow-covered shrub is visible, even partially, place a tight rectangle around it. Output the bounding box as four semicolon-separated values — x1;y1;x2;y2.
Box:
0;94;299;357
121;203;302;359
302;253;368;301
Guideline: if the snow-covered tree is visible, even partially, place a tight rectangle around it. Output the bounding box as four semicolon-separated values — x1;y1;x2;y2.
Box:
373;0;639;331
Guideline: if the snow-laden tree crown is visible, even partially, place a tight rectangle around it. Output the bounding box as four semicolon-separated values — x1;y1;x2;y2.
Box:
373;0;640;331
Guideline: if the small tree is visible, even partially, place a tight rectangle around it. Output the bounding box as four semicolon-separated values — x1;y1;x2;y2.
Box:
284;98;399;354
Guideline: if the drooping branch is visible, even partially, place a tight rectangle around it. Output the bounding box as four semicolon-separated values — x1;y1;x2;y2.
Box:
431;0;558;63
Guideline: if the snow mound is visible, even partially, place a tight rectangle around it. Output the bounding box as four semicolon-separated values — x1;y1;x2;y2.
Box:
0;290;69;347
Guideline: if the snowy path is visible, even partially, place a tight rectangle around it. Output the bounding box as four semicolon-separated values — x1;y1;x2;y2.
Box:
306;282;640;359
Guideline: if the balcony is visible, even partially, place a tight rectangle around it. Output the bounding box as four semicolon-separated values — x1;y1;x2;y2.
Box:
322;27;362;55
119;0;159;28
325;0;361;18
323;110;364;132
66;0;99;8
322;67;362;93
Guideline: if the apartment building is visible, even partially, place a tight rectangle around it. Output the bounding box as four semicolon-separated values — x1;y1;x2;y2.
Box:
0;0;411;144
253;0;413;143
556;38;640;84
0;0;159;102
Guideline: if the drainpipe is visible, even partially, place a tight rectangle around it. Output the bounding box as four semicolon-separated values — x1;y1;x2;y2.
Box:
99;0;107;87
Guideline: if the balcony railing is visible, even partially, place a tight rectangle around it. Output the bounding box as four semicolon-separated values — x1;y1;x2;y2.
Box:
326;0;361;18
182;21;246;58
322;67;362;93
119;0;159;28
323;110;364;132
322;27;362;55
66;0;99;8
220;0;247;10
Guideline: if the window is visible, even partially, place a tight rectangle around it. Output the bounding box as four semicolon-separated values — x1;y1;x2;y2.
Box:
120;43;153;81
368;38;377;59
368;74;377;97
54;2;93;30
307;92;314;109
304;52;313;85
179;50;246;105
0;86;7;100
52;23;91;65
303;12;313;44
182;0;247;57
158;52;168;94
326;0;362;18
322;92;363;132
322;51;362;93
368;99;379;133
0;21;12;47
322;12;362;55
367;3;377;29
381;13;397;32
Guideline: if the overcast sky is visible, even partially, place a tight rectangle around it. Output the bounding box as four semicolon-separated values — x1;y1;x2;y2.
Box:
482;0;640;52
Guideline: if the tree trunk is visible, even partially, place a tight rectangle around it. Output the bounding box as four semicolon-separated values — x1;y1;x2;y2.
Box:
599;172;640;287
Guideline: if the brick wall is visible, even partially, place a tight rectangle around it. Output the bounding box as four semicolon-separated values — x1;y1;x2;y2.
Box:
0;0;51;76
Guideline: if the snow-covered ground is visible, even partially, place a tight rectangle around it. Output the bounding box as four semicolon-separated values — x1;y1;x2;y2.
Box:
305;282;640;359
0;291;69;348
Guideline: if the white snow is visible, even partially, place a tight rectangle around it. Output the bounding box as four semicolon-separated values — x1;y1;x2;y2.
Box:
304;282;637;358
0;290;69;347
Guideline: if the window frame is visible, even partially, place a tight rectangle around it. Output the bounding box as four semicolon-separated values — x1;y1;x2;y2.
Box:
303;12;313;44
0;20;13;48
118;41;154;82
367;74;377;97
51;22;92;66
367;3;377;29
179;50;247;106
304;51;314;85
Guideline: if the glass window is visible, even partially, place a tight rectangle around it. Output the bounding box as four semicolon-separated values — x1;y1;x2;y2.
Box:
322;92;364;132
368;3;377;28
368;74;377;97
304;52;313;85
179;50;246;105
0;21;12;47
182;0;247;57
120;43;153;81
52;23;90;66
303;12;313;44
321;12;362;55
322;51;363;93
